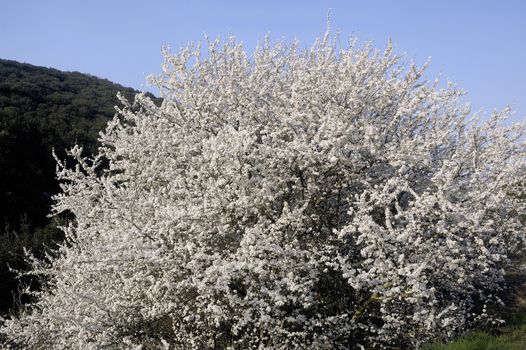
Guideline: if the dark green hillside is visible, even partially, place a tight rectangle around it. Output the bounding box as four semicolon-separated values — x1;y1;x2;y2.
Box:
0;59;158;314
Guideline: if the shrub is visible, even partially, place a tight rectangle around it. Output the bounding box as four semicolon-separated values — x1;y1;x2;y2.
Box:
1;34;525;349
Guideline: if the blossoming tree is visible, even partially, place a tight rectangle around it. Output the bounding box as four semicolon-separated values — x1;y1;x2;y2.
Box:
1;33;525;349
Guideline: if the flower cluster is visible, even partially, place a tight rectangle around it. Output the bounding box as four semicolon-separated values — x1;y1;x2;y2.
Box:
1;34;525;349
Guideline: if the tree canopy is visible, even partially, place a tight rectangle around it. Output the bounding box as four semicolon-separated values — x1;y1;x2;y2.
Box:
1;36;524;349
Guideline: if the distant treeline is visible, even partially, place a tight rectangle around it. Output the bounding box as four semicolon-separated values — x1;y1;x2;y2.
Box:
0;58;159;314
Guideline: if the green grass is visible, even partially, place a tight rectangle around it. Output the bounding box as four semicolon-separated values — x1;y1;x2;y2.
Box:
424;314;526;350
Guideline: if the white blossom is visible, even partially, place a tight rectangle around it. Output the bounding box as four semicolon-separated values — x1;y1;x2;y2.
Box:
1;33;525;349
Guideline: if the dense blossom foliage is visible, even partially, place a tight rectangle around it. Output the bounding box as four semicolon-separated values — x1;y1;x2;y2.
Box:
1;34;525;349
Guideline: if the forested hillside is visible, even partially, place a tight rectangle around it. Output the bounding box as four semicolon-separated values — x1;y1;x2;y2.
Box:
0;59;158;314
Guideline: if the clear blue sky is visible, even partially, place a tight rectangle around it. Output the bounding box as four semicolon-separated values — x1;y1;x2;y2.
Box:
1;0;525;122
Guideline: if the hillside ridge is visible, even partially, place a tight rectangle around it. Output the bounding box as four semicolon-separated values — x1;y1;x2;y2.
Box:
0;58;157;314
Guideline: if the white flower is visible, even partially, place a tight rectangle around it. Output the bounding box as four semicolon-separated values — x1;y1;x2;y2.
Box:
2;30;524;350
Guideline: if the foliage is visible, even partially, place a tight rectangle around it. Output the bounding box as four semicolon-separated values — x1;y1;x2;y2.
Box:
1;35;525;349
0;58;146;231
0;218;64;314
0;59;158;314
